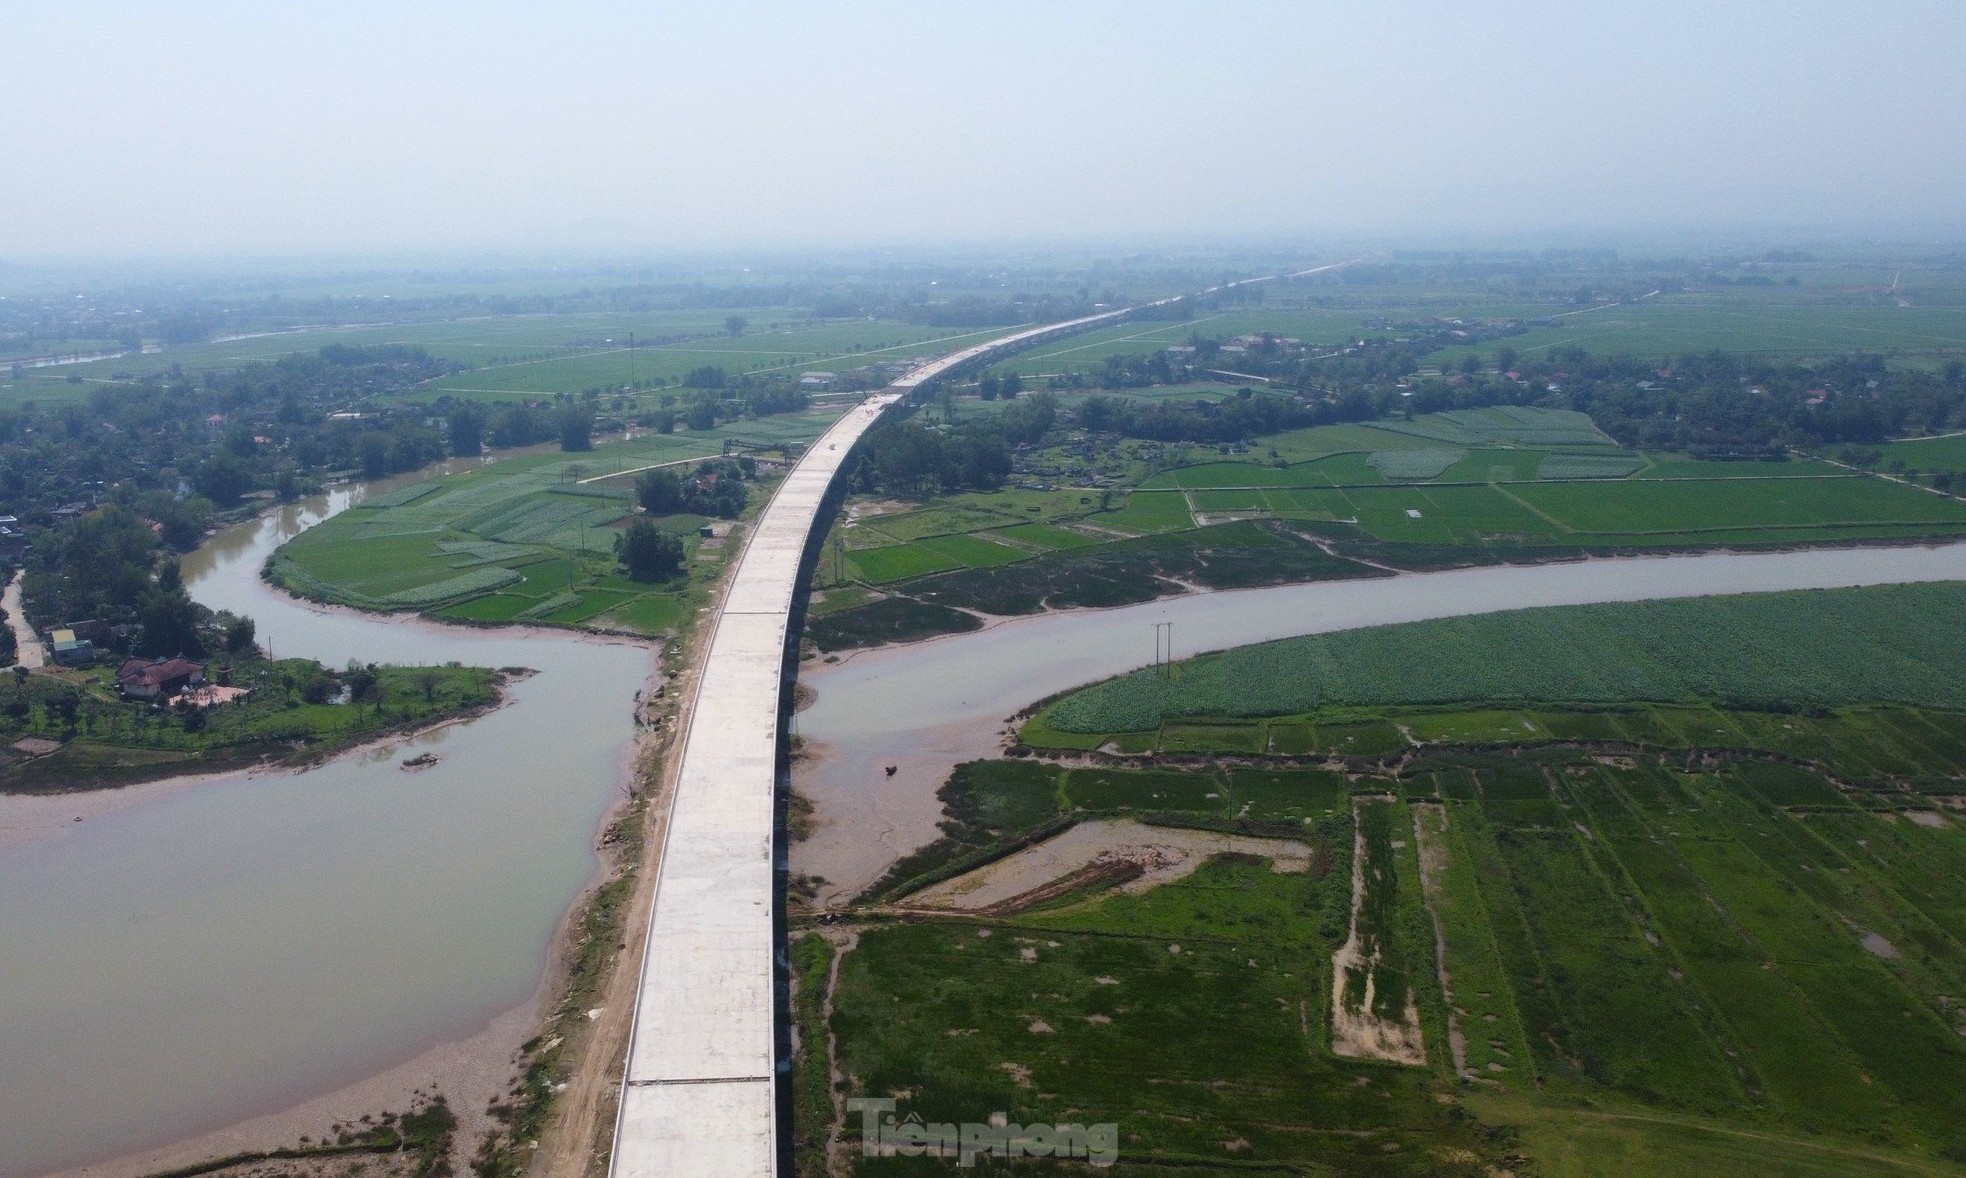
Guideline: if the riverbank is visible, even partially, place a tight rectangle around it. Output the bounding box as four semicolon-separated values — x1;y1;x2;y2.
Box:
0;687;521;853
16;482;718;1178
790;539;1966;906
0;483;660;1178
19;662;656;1178
0;665;510;798
41;996;538;1178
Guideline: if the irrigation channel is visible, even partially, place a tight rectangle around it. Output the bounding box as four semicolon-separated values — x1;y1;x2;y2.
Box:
0;478;652;1178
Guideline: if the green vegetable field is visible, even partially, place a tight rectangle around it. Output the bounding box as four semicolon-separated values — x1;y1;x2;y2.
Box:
805;703;1966;1175
1040;583;1966;735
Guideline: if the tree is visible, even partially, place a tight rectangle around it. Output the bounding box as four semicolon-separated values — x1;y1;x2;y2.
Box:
557;404;594;452
143;493;214;551
300;672;336;704
413;668;442;702
724;315;748;337
134;572;205;658
195;451;252;506
616;518;684;583
343;661;380;703
448;403;486;457
224;614;257;654
356;432;391;479
682;396;718;431
26;504;161;626
635;467;683;515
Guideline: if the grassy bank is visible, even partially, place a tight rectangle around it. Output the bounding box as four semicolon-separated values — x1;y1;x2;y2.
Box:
809;404;1966;651
268;409;846;634
0;658;500;793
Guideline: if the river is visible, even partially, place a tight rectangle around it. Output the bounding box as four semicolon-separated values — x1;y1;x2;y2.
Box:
793;541;1966;902
0;482;652;1178
10;514;1966;1175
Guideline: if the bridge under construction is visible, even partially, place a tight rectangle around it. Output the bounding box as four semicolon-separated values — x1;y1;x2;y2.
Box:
611;264;1352;1175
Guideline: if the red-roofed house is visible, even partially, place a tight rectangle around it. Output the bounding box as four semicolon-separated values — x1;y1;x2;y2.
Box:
116;657;206;700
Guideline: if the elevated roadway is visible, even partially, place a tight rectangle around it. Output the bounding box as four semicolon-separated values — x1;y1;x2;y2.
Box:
611;261;1356;1176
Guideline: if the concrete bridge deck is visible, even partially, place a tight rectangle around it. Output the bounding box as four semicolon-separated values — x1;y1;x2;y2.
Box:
611;263;1354;1175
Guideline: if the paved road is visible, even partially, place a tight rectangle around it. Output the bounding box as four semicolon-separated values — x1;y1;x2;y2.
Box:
3;572;43;669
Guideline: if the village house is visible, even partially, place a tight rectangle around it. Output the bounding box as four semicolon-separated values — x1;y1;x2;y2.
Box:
115;656;207;700
49;628;93;665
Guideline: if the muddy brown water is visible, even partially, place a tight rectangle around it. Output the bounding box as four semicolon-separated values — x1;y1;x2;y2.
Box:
0;475;652;1178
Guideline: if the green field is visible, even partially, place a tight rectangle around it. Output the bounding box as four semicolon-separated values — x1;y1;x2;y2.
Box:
0;311;1021;404
418;320;1015;402
810;404;1966;651
982;291;1966;382
1482;299;1966;363
1038;583;1966;738
804;697;1966;1173
269;408;844;631
1877;432;1966;476
807;520;1385;651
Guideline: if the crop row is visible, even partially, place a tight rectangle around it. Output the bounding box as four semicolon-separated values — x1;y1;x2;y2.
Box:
1044;583;1966;733
382;566;522;606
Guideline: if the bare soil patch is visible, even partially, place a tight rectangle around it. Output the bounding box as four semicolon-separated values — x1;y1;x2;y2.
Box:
902;818;1312;914
1330;799;1426;1067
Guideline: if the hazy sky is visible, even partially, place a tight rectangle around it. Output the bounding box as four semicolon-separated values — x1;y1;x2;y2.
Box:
6;1;1964;256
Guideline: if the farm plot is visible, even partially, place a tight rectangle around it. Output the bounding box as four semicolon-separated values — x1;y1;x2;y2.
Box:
1512;472;1966;537
1035;583;1966;738
268;423;841;630
844;542;963;584
1468;300;1966;362
419;319;1012;400
1370;448;1466;480
813;522;1383;648
1874;432;1966;476
988;521;1101;550
811;686;1966;1172
818;756;1966;1170
1367;406;1611;449
1537;453;1646;479
821;851;1518;1173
